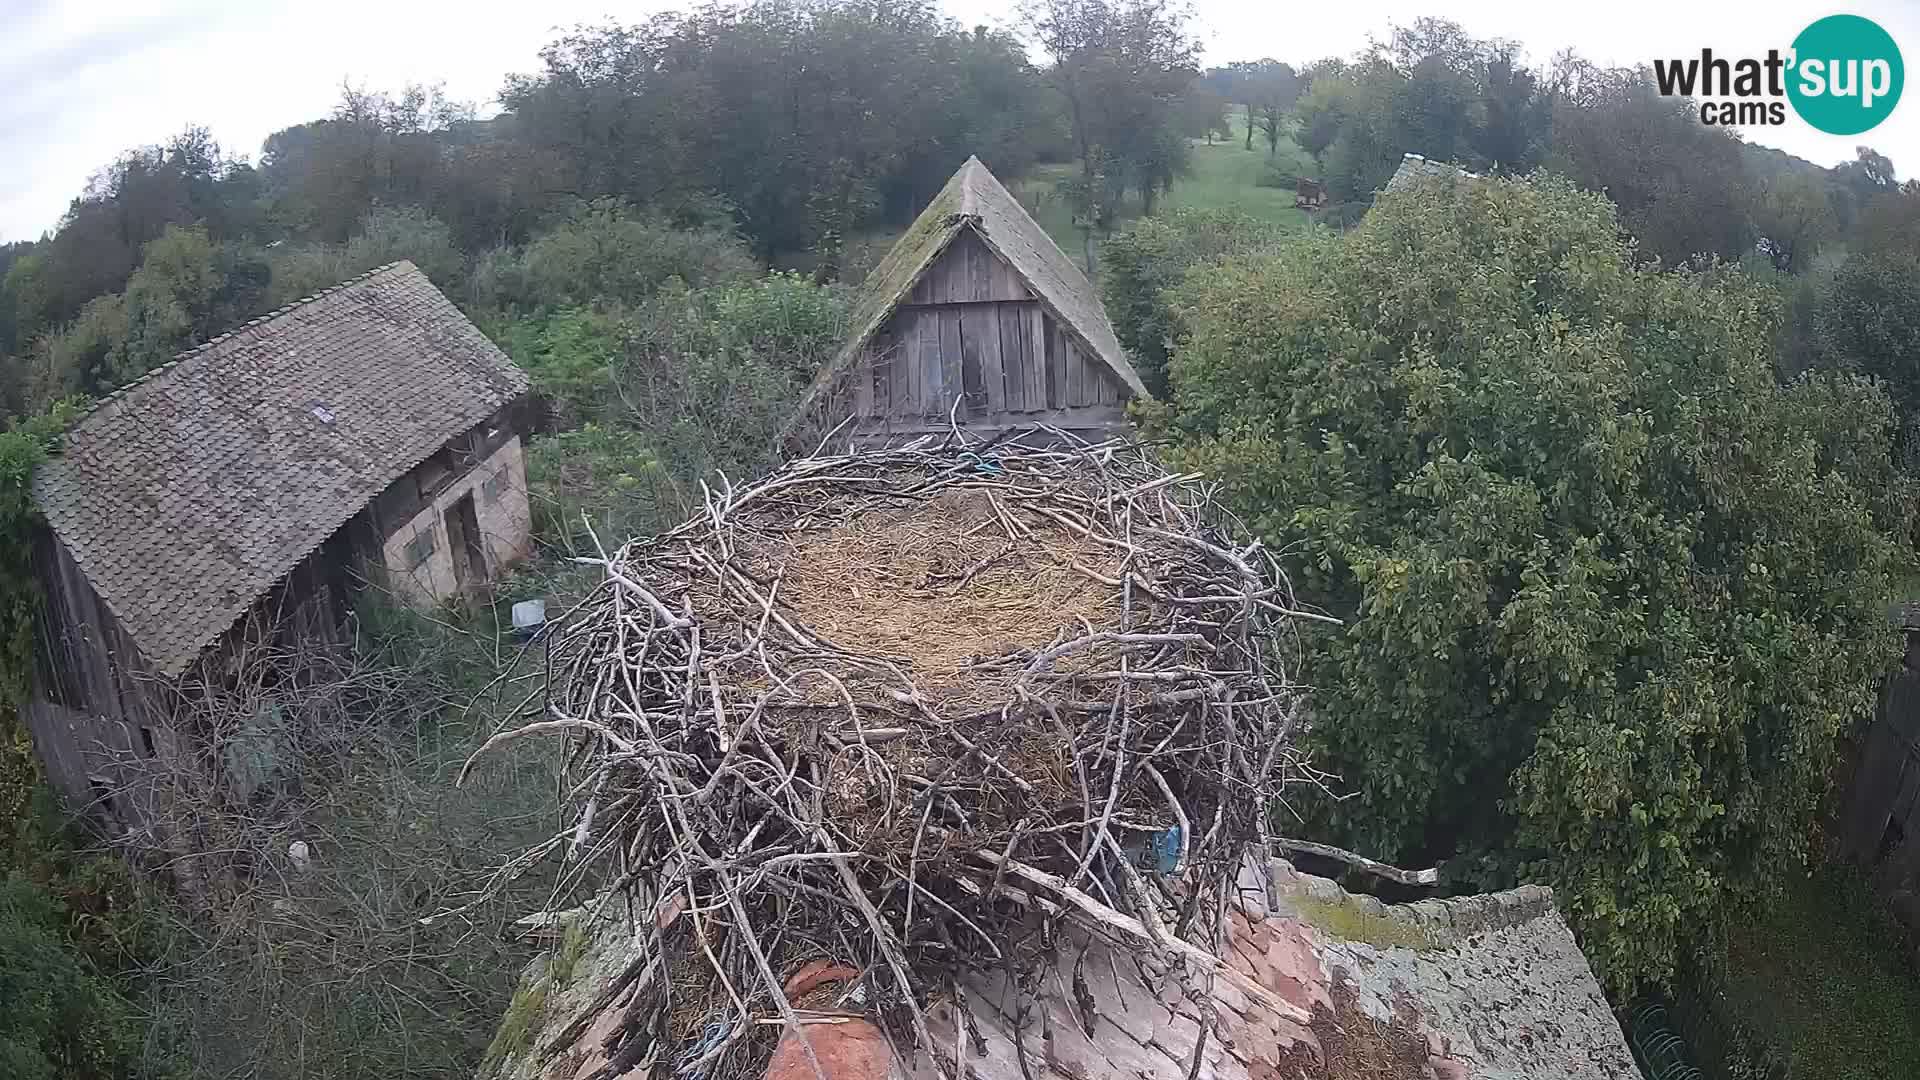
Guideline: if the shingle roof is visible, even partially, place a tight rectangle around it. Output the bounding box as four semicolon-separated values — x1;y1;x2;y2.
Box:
35;261;528;676
1383;152;1481;193
793;156;1146;423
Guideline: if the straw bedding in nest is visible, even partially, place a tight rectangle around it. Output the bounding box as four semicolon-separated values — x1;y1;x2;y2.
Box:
465;429;1326;1080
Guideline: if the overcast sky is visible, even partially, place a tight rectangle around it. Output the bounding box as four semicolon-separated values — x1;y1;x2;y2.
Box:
3;0;1917;242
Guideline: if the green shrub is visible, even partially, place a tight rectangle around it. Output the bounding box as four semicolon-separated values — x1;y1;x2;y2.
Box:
1100;209;1291;396
0;876;147;1080
511;272;845;555
1152;173;1914;990
267;206;466;304
492;202;757;311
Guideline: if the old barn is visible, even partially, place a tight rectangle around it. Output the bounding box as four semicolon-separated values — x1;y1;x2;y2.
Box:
791;156;1146;445
23;261;531;833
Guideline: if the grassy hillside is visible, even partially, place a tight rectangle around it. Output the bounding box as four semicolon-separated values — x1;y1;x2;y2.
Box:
1014;119;1314;265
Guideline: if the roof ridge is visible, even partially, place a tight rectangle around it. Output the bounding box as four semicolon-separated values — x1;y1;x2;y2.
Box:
957;156;986;219
68;261;418;426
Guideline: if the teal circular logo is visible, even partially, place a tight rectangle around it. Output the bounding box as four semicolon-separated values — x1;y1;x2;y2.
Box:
1788;15;1904;135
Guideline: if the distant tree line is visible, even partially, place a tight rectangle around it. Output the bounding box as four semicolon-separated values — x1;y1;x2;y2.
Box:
0;1;1081;418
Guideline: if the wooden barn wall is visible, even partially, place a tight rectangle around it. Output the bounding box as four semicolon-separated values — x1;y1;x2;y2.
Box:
854;234;1128;436
1840;667;1920;872
23;524;356;828
26;528;165;819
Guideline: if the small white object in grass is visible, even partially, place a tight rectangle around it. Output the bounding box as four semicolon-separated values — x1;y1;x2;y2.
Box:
288;839;312;872
512;599;548;638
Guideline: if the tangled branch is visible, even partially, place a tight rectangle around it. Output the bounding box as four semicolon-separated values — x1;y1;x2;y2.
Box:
465;428;1326;1079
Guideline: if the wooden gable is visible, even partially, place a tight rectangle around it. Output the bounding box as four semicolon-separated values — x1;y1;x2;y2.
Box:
849;227;1129;439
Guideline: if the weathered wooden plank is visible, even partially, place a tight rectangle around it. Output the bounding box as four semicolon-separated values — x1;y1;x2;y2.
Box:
940;244;965;304
844;404;1131;443
963;306;995;415
902;312;927;419
853;346;874;417
1040;313;1060;409
1000;303;1027;411
1062;323;1087;406
994;249;1029;300
1892;758;1920;835
891;316;915;421
938;306;964;418
1844;715;1913;859
973;305;1005;413
904;313;927;416
923;312;946;416
1036;313;1052;413
878;331;900;416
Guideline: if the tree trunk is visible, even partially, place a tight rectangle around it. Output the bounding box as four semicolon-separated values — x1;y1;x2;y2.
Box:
1244;107;1254;150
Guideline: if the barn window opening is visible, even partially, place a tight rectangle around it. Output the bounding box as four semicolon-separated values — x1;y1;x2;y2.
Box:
403;527;437;569
482;469;508;503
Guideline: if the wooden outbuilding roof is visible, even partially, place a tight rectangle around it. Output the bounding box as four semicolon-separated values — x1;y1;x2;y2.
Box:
1383;152;1481;193
793;156;1145;425
34;261;527;676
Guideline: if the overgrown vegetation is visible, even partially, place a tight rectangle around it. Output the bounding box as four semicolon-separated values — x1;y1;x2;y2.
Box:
130;595;572;1080
1671;869;1920;1078
1147;173;1915;990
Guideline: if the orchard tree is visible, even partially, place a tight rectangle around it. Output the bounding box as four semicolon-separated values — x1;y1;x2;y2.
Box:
1149;174;1913;989
1229;59;1300;155
1024;0;1199;209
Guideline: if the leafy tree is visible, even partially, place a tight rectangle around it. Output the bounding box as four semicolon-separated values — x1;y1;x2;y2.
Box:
1227;60;1300;155
1293;59;1355;159
501;3;1053;266
1548;66;1754;265
1149;174;1913;989
1834;145;1898;209
1024;0;1199;213
1853;184;1920;256
1816;248;1920;447
481;202;757;313
265;206;465;305
1100;208;1289;395
27;226;235;403
1178;82;1230;145
1753;174;1836;274
1291;22;1548;204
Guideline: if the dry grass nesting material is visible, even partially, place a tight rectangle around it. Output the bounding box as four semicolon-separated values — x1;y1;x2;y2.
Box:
470;429;1327;1080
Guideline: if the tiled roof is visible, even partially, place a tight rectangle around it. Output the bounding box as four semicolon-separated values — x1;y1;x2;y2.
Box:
792;155;1146;424
35;261;528;676
1383;152;1481;193
488;859;1636;1080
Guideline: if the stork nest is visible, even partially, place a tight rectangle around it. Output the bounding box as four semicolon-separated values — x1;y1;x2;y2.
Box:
471;430;1324;1080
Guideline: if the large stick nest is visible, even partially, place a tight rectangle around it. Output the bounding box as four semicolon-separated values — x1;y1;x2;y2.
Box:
494;431;1320;1079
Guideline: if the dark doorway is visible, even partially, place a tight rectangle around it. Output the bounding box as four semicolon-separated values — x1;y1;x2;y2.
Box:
443;494;486;588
